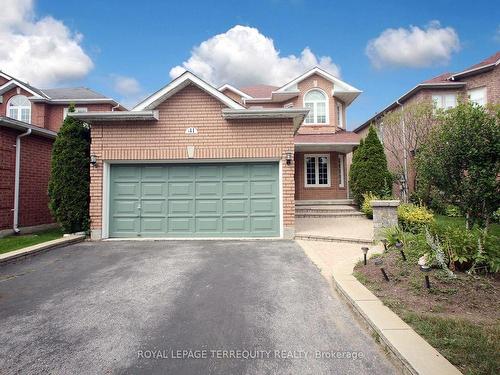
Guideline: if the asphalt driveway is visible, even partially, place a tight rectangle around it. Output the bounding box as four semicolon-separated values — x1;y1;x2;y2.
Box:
0;240;397;374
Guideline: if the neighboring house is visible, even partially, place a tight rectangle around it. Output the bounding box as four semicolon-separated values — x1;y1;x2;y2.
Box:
0;71;121;236
352;51;500;197
71;67;362;240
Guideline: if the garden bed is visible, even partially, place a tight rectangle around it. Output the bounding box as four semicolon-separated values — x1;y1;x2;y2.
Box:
354;235;500;375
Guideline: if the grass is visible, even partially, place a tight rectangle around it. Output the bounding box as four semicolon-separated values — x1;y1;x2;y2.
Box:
402;312;500;375
0;228;64;255
435;214;500;238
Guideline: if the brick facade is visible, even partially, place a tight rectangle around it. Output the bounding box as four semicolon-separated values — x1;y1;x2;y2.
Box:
354;63;499;198
89;84;296;238
294;151;347;200
0;127;54;230
0;75;116;232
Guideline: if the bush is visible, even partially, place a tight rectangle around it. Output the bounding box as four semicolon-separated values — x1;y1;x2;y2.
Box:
398;204;434;233
429;222;500;273
445;205;462;217
349;126;392;206
48;106;90;233
361;192;378;218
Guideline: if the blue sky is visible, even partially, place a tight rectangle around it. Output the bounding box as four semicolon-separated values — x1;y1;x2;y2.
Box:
6;0;500;129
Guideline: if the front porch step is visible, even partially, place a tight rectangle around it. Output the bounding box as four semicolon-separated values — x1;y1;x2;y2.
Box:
296;205;358;213
295;199;355;206
294;234;373;245
296;212;365;218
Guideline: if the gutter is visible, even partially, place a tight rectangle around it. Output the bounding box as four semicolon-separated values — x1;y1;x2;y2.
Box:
13;128;32;233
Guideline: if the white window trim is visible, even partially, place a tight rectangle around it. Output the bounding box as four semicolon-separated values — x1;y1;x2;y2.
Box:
432;92;457;111
7;95;31;123
303;88;329;125
63;107;88;119
338;154;345;188
467;87;487;106
304;154;331;187
336;101;343;128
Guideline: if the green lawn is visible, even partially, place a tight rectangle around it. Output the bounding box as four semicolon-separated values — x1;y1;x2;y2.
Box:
0;228;64;255
435;215;500;238
402;313;500;375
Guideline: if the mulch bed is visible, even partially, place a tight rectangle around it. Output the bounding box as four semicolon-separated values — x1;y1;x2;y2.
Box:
354;250;500;325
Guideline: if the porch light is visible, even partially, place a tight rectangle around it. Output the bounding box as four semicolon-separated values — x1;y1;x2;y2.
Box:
361;247;369;265
90;153;97;167
286;151;293;165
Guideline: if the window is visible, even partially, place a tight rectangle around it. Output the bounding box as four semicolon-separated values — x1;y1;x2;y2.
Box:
338;154;345;188
304;89;328;124
468;87;487;106
336;101;343;128
432;93;456;110
304;154;330;187
63;107;88;119
7;95;31;123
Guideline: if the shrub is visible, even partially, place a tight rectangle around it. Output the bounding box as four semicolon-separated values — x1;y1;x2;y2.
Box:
428;223;500;273
416;101;500;229
361;192;378;218
48;105;90;233
349;126;392;206
445;205;462;217
398;204;434;233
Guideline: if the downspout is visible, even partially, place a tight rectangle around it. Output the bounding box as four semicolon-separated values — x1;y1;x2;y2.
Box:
396;100;408;202
13;128;32;233
111;103;120;111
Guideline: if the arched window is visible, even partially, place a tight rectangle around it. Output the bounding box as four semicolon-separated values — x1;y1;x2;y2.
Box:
304;89;328;124
7;95;31;123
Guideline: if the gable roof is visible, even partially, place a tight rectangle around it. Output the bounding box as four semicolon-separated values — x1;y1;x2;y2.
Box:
40;87;109;100
218;84;252;99
133;71;245;111
275;66;362;106
239;85;279;98
450;51;500;79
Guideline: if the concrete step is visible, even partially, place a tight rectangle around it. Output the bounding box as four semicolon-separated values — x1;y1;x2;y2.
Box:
296;212;365;218
294;234;373;245
295;199;355;206
296;206;358;213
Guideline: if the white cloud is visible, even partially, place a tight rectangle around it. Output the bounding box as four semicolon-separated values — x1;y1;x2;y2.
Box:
0;0;93;86
111;75;141;96
366;21;460;69
109;74;146;109
169;25;340;87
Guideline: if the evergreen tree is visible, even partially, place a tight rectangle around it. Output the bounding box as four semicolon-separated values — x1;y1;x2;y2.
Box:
48;105;90;232
349;126;392;205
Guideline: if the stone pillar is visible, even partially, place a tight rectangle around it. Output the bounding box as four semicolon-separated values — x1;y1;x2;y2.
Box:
371;200;400;241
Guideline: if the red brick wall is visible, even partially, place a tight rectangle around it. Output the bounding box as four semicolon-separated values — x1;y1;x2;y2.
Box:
0;128;16;229
0;127;54;230
44;103;114;132
90;84;296;236
294;151;347;200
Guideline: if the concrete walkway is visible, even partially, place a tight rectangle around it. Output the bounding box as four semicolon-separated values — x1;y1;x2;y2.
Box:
295;216;374;243
297;239;461;375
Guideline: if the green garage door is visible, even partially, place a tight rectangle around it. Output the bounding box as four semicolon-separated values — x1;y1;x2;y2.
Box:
109;162;280;238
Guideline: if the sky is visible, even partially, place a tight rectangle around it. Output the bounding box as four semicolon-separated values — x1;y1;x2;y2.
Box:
1;0;499;130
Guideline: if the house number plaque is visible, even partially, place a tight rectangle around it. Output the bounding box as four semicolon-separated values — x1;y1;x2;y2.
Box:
185;127;198;134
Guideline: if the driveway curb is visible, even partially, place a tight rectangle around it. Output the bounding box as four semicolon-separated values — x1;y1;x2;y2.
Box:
0;234;86;265
297;239;461;375
331;262;461;375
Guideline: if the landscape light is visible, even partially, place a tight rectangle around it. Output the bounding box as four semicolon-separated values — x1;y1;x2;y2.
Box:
361;247;369;265
395;241;406;261
420;265;432;289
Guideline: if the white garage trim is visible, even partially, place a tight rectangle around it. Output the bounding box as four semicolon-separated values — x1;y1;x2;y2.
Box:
100;158;284;240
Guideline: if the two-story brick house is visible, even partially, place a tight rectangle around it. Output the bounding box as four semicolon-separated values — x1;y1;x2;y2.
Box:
353;51;500;197
71;67;362;240
0;71;121;236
